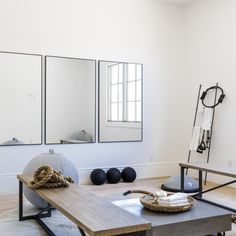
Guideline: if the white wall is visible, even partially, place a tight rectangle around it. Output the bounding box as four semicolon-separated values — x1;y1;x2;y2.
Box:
0;0;186;192
184;0;236;184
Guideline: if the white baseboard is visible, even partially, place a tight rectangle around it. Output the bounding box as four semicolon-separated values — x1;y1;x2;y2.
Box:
78;162;180;184
0;162;180;193
1;162;235;193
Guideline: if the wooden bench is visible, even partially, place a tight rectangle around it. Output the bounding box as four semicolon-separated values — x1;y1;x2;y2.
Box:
179;162;236;213
17;174;151;236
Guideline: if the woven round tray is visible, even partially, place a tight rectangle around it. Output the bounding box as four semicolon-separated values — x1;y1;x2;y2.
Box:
140;194;195;213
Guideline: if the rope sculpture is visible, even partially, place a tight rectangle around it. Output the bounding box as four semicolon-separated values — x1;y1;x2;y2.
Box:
29;165;74;189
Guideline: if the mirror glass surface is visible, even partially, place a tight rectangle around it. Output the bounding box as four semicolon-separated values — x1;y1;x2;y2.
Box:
0;52;42;145
45;56;96;144
99;61;143;142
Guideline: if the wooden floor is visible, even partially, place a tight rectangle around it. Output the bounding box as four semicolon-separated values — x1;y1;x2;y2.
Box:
0;177;235;234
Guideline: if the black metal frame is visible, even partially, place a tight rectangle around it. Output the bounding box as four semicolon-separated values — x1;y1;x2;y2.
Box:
44;55;97;145
180;166;236;213
19;180;56;236
98;60;143;143
19;180;87;236
0;51;43;147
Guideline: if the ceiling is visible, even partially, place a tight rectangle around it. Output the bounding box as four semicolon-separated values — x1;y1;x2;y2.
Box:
158;0;197;6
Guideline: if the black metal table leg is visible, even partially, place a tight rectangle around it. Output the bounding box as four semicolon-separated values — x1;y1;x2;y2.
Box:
198;170;203;198
78;226;86;236
181;166;185;192
19;180;52;220
37;204;52;218
19;180;23;221
34;215;56;236
19;180;34;221
18;180;55;235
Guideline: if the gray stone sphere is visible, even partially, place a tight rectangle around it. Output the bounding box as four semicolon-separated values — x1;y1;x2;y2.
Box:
23;149;79;208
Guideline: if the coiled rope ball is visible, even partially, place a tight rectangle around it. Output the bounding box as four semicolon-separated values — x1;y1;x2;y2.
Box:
23;150;79;208
29;165;74;189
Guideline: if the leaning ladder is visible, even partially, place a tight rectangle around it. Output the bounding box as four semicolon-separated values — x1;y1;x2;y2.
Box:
186;82;219;185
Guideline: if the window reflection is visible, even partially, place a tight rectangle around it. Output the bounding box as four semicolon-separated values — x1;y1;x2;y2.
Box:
108;63;142;123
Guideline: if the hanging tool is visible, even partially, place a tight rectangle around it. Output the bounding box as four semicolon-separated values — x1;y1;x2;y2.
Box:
197;130;206;153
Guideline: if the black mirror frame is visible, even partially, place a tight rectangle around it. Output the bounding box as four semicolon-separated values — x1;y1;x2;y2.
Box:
0;51;43;146
44;55;97;145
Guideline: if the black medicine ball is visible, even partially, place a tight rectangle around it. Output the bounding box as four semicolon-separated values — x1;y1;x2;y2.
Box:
90;169;106;185
121;167;136;182
106;168;121;184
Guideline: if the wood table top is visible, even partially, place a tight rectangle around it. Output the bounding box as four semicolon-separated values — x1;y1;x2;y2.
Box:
179;162;236;178
17;174;151;236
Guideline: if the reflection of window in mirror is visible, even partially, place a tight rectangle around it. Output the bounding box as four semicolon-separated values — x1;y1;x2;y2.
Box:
98;60;142;142
108;63;142;123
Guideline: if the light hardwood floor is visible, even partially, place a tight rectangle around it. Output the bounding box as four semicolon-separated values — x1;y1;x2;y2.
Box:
0;177;235;235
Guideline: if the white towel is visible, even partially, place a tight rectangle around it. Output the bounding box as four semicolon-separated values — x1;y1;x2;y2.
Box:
158;193;188;206
160;192;188;202
156;190;168;198
158;199;189;206
189;126;201;151
202;108;213;131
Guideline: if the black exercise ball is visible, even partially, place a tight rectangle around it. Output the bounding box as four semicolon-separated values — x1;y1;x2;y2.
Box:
106;168;121;184
90;169;106;185
121;167;136;182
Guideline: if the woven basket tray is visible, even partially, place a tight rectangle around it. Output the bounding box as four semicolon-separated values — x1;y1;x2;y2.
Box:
140;194;195;212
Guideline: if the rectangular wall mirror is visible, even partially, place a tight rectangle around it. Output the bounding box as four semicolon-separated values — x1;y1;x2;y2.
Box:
0;52;42;146
98;60;143;142
45;56;96;144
